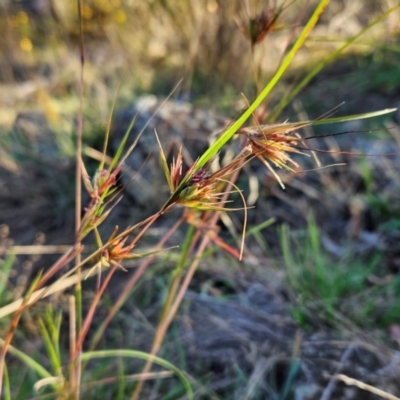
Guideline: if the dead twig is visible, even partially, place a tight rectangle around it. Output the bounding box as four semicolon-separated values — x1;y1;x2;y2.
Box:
334;374;400;400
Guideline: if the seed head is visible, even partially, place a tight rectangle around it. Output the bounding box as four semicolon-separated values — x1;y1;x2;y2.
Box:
238;3;282;47
238;122;309;188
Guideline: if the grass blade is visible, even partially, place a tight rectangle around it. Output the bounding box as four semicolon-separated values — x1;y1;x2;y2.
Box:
162;0;331;210
192;0;331;172
269;3;400;121
81;350;193;400
311;108;397;125
0;338;53;382
0;254;15;302
2;363;10;400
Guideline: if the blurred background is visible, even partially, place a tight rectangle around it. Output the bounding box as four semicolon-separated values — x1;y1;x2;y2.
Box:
1;0;399;121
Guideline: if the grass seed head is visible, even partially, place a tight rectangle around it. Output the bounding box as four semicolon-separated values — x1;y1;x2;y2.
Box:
238;2;282;47
238;123;306;171
175;163;223;210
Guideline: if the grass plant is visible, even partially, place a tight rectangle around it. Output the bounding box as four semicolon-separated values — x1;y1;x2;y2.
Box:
282;216;375;327
0;0;399;399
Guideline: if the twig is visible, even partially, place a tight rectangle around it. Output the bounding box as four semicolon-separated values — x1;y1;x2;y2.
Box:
320;342;355;400
334;374;400;400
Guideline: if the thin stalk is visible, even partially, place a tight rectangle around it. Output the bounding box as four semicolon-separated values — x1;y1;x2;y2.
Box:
69;295;76;398
132;170;241;400
268;3;400;121
2;364;10;400
74;209;164;384
164;171;240;335
89;214;185;351
0;274;43;398
178;0;330;181
73;0;85;397
160;224;197;323
0;311;23;398
0;338;53;382
37;314;62;380
0;212;165;321
162;0;330;210
251;45;262;94
36;246;80;289
131;225;200;400
0;266;107;321
74;263;120;358
81;350;193;400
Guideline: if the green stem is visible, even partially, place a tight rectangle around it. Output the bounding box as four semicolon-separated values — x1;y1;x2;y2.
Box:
268;3;400;121
161;224;197;323
163;0;331;209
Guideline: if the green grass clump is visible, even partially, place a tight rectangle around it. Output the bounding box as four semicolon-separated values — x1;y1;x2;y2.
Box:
281;215;400;329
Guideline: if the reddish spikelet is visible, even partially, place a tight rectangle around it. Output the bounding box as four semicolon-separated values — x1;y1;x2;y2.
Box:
170;147;184;191
176;149;252;211
238;2;282;47
237;122;311;188
238;123;306;169
78;161;123;240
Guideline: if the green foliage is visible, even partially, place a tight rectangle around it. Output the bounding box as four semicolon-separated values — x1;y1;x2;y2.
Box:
281;215;400;328
268;4;400;121
0;254;15;307
37;307;63;380
81;350;193;400
2;364;10;400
